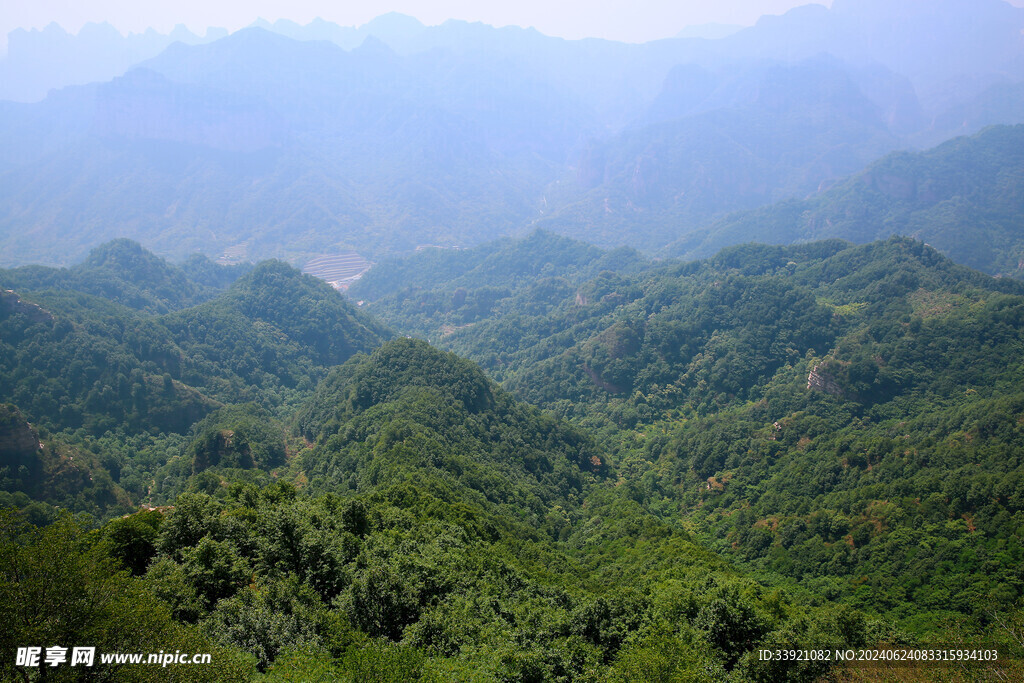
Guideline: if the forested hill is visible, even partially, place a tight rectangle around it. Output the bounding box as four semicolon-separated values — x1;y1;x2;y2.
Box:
349;230;649;301
3;237;1024;680
296;338;608;519
358;234;1024;399
356;235;1024;634
346;230;650;339
1;241;889;682
0;238;252;314
0;244;386;515
668;124;1024;277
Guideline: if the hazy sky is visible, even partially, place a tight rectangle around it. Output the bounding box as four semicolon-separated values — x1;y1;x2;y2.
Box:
5;1;832;44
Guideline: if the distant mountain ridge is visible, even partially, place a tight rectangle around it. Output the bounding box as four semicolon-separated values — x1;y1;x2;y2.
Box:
7;1;1023;105
667;124;1024;277
0;22;226;102
536;55;904;250
1;1;1023;267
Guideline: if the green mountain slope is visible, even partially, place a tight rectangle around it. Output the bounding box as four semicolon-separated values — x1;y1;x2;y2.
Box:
669;125;1024;277
297;338;607;519
5;235;1024;680
0;247;387;519
348;230;648;340
0;287;219;436
162;261;390;401
355;235;1024;631
0;274;883;678
35;337;882;680
1;255;387;436
0;238;248;314
0;403;134;518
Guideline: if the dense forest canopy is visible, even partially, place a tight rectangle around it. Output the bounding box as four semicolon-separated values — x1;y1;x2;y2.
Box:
3;237;1024;680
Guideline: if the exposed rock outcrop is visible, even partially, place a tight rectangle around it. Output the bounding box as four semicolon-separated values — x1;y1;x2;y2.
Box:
0;404;41;468
807;361;845;398
0;289;53;324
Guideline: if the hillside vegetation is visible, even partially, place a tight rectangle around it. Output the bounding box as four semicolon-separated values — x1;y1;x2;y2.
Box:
358;234;1024;635
0;241;386;514
3;238;1024;680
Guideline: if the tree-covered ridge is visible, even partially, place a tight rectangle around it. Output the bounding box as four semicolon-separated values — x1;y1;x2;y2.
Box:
0;287;220;436
1;253;388;436
349;229;648;300
617;242;1024;630
5;236;1024;679
0;238;251;314
162;260;391;402
0;246;387;520
353;236;1024;632
296;339;606;522
348;230;649;340
500;267;839;419
669;124;1024;278
361;236;1023;419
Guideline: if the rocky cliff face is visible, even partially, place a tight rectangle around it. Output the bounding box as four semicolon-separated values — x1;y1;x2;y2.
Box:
807;361;846;398
0;290;54;324
0;404;41;467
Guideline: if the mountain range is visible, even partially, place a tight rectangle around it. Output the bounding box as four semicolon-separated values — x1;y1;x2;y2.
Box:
667;124;1024;277
4;1;1024;678
1;0;1023;271
3;237;1024;679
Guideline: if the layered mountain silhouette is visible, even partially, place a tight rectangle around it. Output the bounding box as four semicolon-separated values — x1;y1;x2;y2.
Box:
0;0;1022;270
667;125;1024;277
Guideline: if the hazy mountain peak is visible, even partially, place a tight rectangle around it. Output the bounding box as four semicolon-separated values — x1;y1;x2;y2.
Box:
0;20;217;101
352;34;395;56
830;0;1022;17
218;25;297;47
77;22;121;39
752;2;831;27
41;22;69;36
361;12;425;33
